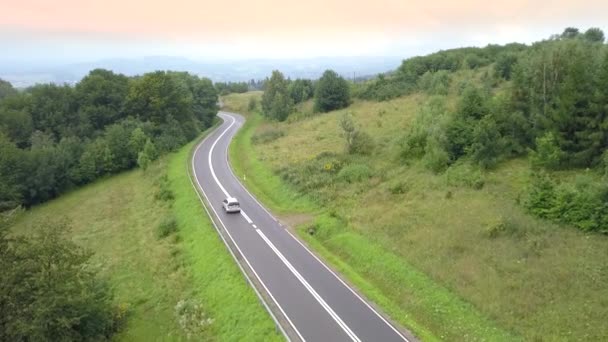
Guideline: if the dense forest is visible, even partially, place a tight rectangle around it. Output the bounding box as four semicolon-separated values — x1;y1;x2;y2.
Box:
0;69;218;209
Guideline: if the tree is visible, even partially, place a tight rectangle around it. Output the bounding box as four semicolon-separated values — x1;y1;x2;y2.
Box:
470;115;504;169
124;71;193;126
0;220;117;341
288;79;314;104
561;27;580;39
0;108;33;148
137;139;157;171
26;84;77;139
261;70;293;121
494;53;518;80
74;69;129;130
247;97;257;111
0;78;17;100
530;132;564;170
314;70;350;113
0;134;27;209
583;28;605;43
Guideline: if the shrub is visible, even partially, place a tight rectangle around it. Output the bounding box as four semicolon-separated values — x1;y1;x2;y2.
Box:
530;132;564;170
339;113;375;155
423;135;450;173
354;75;412;101
247;97;257;111
337;164;372;183
388;181;409;195
174;299;213;339
278;153;344;196
602;150;608;181
251;128;284;144
155;174;175;202
157;215;178;238
521;172;608;233
349;131;375;155
418;70;450;95
445;162;485;189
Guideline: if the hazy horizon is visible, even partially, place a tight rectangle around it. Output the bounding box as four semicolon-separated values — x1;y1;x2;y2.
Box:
2;0;608;65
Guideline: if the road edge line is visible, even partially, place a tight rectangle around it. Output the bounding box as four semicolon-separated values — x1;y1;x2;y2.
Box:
223;111;416;342
187;118;300;342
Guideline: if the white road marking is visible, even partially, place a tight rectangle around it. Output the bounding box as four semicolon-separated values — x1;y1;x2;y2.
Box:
208;114;235;198
256;229;361;342
192;116;304;342
253;224;257;229
205;113;360;342
284;230;411;341
220;113;411;342
200;112;411;342
241;210;253;224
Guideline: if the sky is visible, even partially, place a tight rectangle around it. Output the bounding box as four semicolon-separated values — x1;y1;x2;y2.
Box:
1;0;608;64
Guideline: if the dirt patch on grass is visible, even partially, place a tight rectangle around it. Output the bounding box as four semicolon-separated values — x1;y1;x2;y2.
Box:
278;213;315;229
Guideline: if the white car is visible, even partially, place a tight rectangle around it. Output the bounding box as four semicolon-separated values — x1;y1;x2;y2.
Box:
222;197;241;213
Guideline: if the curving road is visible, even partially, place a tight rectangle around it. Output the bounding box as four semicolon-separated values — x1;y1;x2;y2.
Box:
191;111;416;342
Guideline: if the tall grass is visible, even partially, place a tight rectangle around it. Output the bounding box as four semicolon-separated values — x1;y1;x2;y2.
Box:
227;91;608;341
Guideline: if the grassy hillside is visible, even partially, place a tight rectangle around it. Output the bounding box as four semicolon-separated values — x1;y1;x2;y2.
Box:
224;91;608;341
10;130;282;341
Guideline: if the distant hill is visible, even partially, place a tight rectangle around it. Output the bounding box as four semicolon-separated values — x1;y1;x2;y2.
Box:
0;56;403;87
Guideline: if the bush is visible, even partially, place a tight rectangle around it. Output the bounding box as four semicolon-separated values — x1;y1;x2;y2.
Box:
157;215;178;238
602;150;608;181
0;221;118;341
521;172;608;233
388;180;409;195
354;75;412;101
418;70;450;95
278;153;344;196
155;174;175;202
530;132;564;170
339;113;374;155
445;162;485;189
174;299;213;339
247;97;257;111
251;128;284;144
337;164;372;183
349;131;375;155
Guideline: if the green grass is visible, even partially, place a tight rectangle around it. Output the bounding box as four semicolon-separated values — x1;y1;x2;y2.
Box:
11;163;189;341
9;127;283;341
225;91;608;341
229;111;317;215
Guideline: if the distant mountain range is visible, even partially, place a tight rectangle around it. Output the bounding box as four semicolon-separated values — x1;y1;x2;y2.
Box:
0;56;404;88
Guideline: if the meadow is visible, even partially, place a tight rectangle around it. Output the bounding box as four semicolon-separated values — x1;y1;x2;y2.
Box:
224;91;608;341
10;129;282;341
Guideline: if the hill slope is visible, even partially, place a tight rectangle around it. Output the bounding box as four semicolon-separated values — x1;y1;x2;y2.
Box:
10;135;282;341
225;90;608;341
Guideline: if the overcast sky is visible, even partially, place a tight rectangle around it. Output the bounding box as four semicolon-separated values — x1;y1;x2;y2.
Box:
2;0;607;64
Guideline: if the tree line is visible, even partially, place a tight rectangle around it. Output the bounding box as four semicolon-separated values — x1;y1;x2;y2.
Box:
260;70;349;121
0;69;218;209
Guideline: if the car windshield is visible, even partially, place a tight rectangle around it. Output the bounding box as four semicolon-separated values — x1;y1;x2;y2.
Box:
228;202;239;206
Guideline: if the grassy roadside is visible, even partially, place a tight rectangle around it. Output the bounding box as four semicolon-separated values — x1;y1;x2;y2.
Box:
229;112;316;215
225;104;516;340
9;125;282;341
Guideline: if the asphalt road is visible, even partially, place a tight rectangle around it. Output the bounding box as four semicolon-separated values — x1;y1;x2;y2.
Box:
192;111;416;342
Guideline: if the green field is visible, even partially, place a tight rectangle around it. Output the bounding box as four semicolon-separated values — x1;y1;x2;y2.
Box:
10;130;282;341
223;92;608;341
